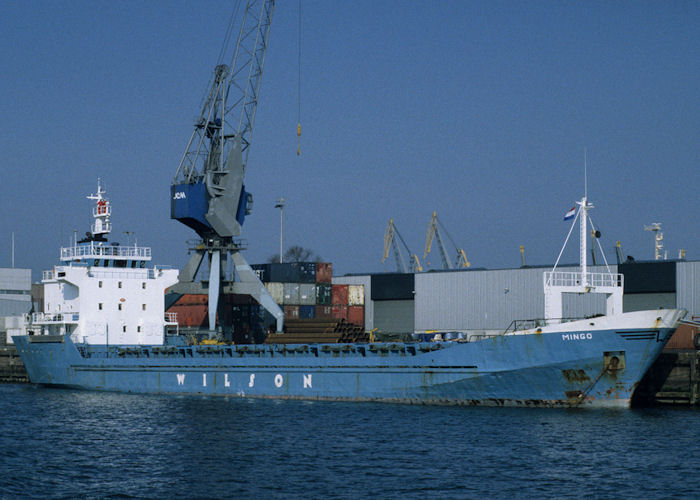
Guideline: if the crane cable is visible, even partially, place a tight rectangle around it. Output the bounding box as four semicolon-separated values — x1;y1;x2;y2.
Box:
297;0;302;156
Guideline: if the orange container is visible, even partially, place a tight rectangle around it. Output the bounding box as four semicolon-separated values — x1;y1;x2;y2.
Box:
348;305;364;327
665;323;699;350
315;262;333;283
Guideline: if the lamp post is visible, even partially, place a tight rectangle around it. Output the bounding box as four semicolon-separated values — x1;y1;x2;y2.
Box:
275;197;286;263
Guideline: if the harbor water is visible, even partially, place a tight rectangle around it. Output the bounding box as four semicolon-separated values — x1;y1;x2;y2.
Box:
2;384;699;499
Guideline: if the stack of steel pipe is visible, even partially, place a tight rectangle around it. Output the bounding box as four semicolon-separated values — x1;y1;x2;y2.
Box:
264;318;369;344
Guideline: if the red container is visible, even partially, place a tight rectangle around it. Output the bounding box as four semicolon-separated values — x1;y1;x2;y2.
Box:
315;305;333;319
332;284;348;305
173;294;207;306
168;303;208;327
665;323;699;350
315;262;333;283
348;305;364;327
284;305;299;320
331;304;348;321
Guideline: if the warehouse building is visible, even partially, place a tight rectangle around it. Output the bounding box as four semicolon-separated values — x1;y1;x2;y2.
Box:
333;260;700;336
0;268;32;343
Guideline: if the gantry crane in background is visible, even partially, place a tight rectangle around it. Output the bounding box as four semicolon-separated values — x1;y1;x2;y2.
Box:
423;211;470;270
170;0;283;336
382;219;422;273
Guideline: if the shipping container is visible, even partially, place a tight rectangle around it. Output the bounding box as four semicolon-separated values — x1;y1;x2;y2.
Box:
331;304;348;321
299;305;315;319
296;262;317;283
348;305;364;327
252;263;294;283
315;305;333;319
251;262;319;283
166;294;208;328
265;282;284;304
222;293;255;305
170;294;207;306
284;305;299;320
283;283;300;305
271;263;295;282
332;284;348;305
251;263;270;282
316;284;332;305
315;262;333;283
665;323;699;350
231;305;250;320
299;284;317;305
168;303;208;327
348;285;365;306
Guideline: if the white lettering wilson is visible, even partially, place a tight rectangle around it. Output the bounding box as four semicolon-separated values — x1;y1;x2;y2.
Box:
173;192;186;200
274;374;284;388
303;374;312;389
248;373;255;387
561;333;593;341
224;373;230;387
176;373;185;385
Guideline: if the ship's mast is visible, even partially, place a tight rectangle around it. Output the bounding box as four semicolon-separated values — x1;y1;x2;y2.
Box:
578;196;590;287
86;179;112;242
544;193;623;323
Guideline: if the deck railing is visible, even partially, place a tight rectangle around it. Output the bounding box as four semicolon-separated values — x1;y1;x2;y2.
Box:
544;271;622;288
29;312;79;324
61;243;151;261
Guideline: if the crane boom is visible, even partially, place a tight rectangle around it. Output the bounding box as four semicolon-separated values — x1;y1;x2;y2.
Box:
172;0;274;239
423;212;470;270
169;0;283;336
382;219;422;273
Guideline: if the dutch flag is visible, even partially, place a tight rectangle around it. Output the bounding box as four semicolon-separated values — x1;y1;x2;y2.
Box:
563;206;576;221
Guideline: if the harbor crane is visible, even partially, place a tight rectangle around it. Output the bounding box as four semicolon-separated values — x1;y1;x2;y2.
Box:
170;0;283;335
382;219;422;273
423;212;470;270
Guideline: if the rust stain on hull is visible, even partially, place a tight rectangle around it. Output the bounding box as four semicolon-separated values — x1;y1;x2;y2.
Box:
562;369;591;383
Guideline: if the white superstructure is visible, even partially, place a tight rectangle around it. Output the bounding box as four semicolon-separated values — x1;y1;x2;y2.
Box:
28;181;179;345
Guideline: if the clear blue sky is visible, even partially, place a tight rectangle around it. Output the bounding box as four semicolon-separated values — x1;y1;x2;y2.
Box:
1;1;698;281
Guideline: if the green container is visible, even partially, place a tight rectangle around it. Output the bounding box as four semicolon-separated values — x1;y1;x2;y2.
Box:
316;283;332;305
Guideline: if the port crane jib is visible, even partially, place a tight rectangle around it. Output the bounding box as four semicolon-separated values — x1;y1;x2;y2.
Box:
170;0;283;335
423;211;470;270
382;219;422;273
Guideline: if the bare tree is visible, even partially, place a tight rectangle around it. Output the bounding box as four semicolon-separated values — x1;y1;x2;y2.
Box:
267;246;322;263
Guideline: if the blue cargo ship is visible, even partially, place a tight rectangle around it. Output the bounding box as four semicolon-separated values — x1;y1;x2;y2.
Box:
13;184;685;407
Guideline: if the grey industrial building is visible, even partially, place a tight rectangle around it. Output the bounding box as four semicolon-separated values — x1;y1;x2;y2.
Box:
333;260;700;336
0;268;32;343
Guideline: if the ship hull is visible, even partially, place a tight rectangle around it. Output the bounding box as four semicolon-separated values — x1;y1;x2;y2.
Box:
14;310;684;408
